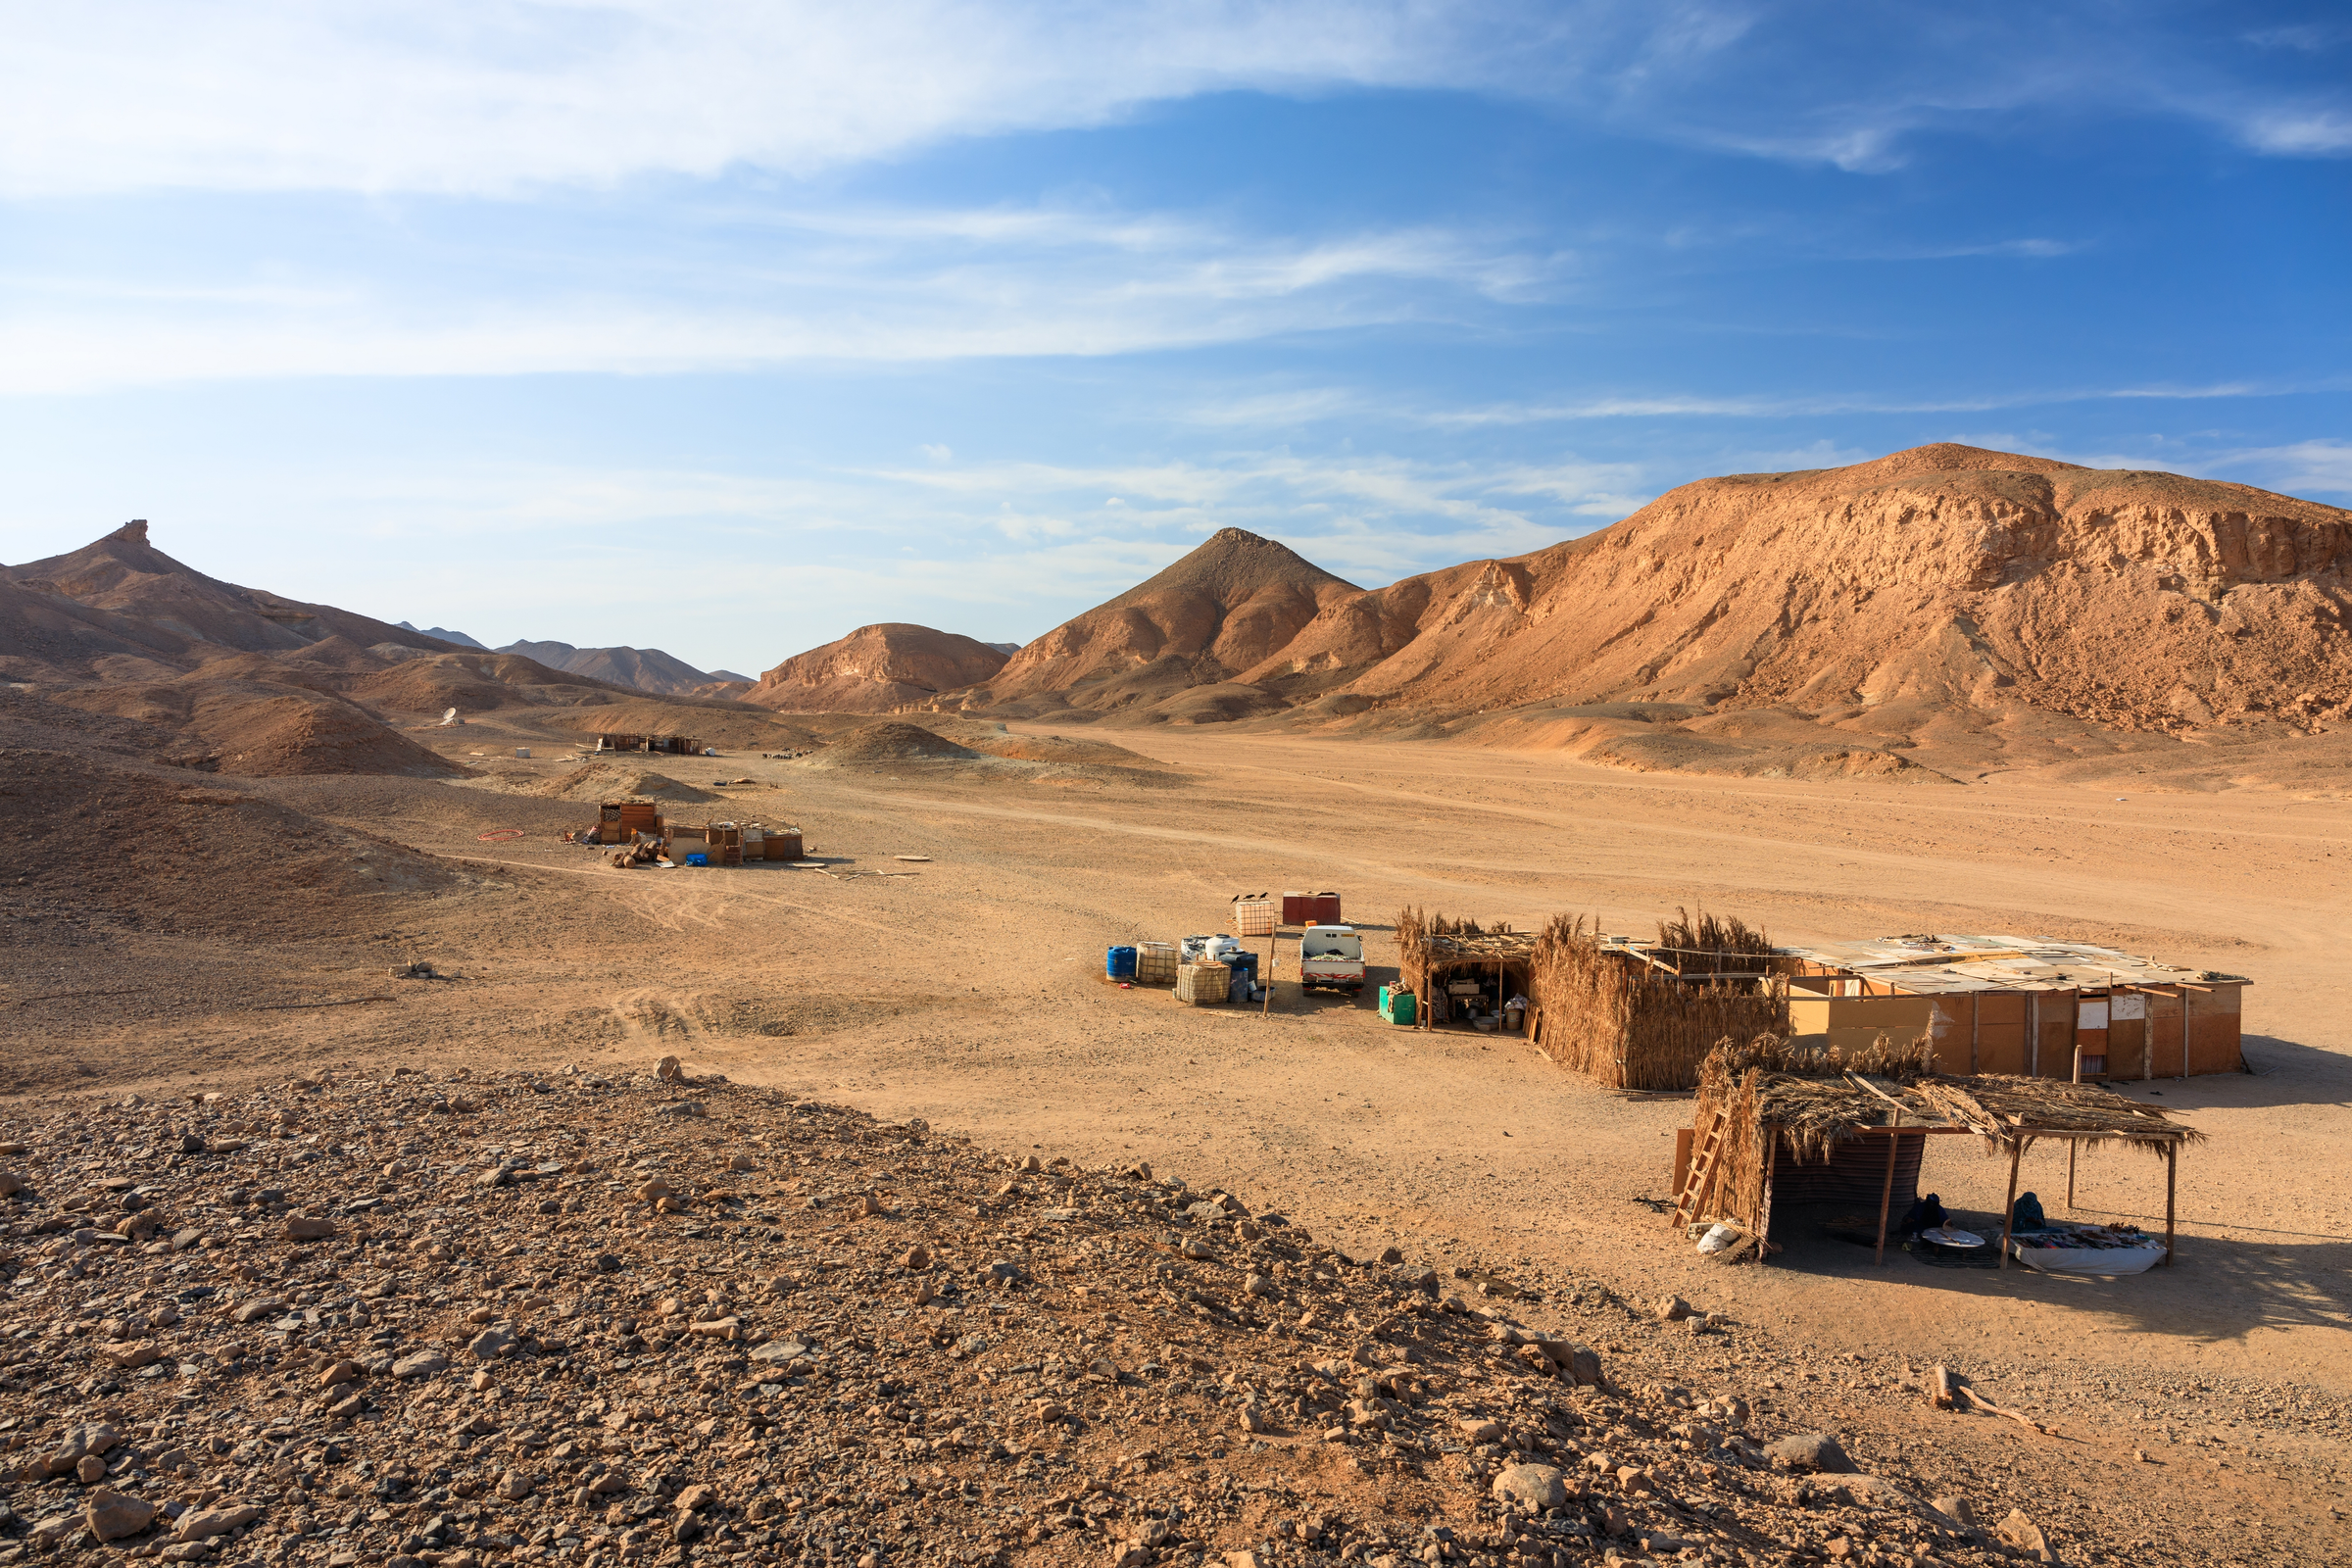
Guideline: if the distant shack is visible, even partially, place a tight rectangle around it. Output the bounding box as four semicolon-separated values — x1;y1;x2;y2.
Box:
590;732;706;757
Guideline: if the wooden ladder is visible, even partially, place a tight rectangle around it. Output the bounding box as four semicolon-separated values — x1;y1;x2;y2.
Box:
1673;1110;1729;1228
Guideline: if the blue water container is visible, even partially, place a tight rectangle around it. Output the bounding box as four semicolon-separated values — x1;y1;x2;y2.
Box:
1106;945;1138;979
686;853;710;867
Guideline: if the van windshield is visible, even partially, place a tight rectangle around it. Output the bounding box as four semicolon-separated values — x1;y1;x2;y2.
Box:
1301;931;1362;959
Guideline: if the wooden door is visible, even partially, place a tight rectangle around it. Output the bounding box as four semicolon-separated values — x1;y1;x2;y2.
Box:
2107;991;2148;1078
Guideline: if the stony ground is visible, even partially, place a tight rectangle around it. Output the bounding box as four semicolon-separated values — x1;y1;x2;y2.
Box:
0;1068;2099;1568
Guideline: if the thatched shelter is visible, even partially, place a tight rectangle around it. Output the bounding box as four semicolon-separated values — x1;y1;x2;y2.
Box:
1529;914;1789;1091
1681;1035;2201;1268
1394;909;1538;1031
1394;906;1789;1090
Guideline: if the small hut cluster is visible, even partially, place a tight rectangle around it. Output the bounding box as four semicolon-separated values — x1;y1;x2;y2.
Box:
1684;1035;2200;1263
1395;908;2250;1092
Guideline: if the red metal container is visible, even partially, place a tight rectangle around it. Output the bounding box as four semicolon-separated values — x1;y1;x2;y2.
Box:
1282;891;1343;925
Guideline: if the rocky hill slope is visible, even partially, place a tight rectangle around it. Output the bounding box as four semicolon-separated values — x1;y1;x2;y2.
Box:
1;522;453;681
0;1067;2096;1568
0;524;760;777
747;624;1011;712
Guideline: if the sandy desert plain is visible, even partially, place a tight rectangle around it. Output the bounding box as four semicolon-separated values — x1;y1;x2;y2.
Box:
10;696;2348;1568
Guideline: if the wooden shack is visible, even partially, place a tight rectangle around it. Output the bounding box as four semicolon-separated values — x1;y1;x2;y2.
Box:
1769;934;2249;1079
1679;1036;2200;1263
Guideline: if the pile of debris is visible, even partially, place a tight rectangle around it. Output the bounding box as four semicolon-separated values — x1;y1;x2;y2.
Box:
0;1075;2070;1568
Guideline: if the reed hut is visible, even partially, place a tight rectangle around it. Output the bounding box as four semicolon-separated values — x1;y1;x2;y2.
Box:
1528;912;1788;1091
1394;906;1788;1090
1680;1034;2201;1266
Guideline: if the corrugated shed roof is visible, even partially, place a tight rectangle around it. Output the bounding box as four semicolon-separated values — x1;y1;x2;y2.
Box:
1770;933;2250;994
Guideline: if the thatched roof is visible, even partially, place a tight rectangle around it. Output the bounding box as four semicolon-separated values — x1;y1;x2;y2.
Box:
1424;930;1540;962
1698;1036;2198;1160
1909;1075;2203;1153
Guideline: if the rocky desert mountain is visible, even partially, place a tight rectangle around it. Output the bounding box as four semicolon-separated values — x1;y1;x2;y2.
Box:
498;639;745;698
940;527;1362;723
1;521;455;680
746;622;1011;712
0;523;785;777
926;445;2352;783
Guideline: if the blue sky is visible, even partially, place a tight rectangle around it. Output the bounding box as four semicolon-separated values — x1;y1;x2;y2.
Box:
3;2;2347;677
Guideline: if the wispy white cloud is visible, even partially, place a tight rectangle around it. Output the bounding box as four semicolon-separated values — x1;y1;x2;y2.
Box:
0;1;1547;197
0;208;1558;393
1407;379;2328;428
3;0;2344;204
2212;440;2352;501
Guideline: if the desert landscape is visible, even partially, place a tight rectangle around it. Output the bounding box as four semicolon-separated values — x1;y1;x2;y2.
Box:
3;443;2350;1568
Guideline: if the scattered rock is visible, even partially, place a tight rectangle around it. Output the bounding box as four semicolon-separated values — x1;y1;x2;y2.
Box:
285;1213;337;1241
467;1326;516;1360
85;1491;156;1542
391;1348;449;1380
174;1503;261;1544
1492;1463;1570;1510
1997;1509;2057;1563
1655;1294;1692;1322
1765;1433;1857;1474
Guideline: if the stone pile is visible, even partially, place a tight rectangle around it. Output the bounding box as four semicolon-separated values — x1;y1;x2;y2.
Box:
0;1070;2058;1568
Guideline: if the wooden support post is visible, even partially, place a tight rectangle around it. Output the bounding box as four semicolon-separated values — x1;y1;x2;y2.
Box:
2028;993;2039;1077
1998;1140;2023;1270
1874;1116;1902;1265
1971;993;1981;1074
1263;932;1274;1017
2180;989;2191;1079
2165;1142;2178;1266
2067;1041;2082;1210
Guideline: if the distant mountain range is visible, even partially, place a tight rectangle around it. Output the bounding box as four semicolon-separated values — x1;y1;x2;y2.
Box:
396;620;486;650
495;639;747;697
394;624;745;696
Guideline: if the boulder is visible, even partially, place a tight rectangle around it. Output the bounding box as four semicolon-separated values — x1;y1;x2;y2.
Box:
86;1492;157;1542
1765;1433;1856;1474
1491;1463;1570;1511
